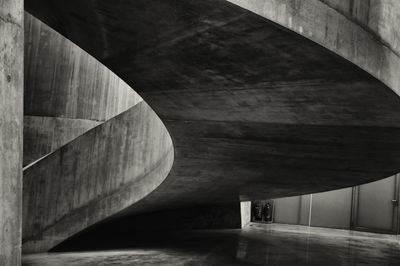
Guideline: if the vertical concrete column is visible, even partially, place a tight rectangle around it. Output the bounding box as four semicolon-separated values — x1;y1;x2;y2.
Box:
240;201;251;228
0;0;23;265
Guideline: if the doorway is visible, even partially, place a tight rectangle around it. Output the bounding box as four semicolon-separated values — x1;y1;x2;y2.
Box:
351;174;400;234
251;200;274;223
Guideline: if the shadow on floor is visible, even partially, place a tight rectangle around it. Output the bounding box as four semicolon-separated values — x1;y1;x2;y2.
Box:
23;223;400;266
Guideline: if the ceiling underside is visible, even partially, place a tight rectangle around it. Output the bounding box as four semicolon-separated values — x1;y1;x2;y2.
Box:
25;0;400;213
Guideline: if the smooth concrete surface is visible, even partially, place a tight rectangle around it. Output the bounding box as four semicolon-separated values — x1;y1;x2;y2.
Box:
271;174;399;231
298;195;311;226
273;195;312;226
240;201;251;228
0;0;23;265
22;102;174;253
23;0;400;252
310;187;353;229
356;176;398;231
22;223;400;265
274;196;304;225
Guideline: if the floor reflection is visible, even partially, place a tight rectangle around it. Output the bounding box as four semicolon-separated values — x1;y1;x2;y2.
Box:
23;223;400;265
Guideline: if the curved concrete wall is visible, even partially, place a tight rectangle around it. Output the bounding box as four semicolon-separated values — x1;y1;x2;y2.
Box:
22;14;174;253
0;0;23;265
320;0;400;54
22;102;174;253
24;14;143;166
23;116;101;166
228;0;400;95
24;13;141;121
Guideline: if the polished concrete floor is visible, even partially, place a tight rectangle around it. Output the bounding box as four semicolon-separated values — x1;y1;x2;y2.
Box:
22;223;400;266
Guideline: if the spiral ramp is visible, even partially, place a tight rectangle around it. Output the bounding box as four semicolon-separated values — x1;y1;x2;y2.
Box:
22;14;174;253
21;0;400;254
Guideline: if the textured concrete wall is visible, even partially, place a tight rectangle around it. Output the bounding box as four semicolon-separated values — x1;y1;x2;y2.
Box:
0;0;23;265
22;14;172;253
23;15;142;166
228;0;400;95
320;0;400;56
24;13;140;121
23;116;101;166
22;102;174;253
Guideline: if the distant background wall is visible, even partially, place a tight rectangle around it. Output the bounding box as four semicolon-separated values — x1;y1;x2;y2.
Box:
274;195;311;226
310;188;352;229
271;175;399;234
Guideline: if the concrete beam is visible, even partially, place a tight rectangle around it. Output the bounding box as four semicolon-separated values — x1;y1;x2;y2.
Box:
0;0;23;264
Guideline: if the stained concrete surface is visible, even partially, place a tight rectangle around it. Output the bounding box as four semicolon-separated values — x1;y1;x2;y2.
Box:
0;0;23;265
22;223;400;266
228;0;400;95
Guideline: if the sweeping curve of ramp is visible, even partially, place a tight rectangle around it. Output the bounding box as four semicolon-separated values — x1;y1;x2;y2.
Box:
22;15;174;253
24;0;400;252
